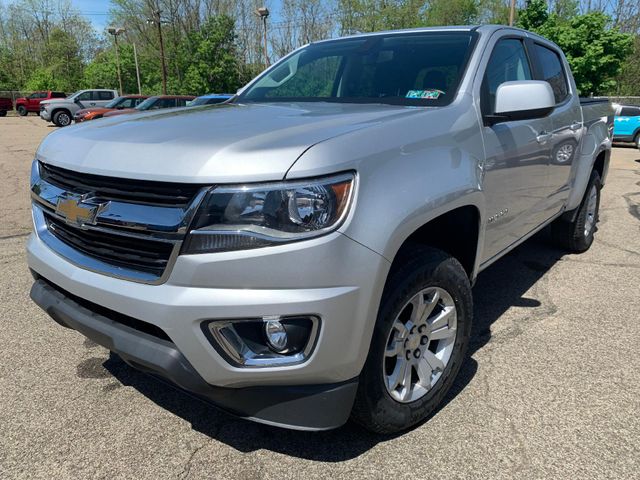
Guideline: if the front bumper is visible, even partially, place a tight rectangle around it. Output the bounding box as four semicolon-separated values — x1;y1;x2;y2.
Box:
30;278;358;430
27;227;389;429
40;109;51;121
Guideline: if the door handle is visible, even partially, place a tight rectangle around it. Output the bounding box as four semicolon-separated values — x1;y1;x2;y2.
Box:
569;122;581;131
536;132;552;144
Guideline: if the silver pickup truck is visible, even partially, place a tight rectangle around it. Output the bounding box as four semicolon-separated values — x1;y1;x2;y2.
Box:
28;25;611;434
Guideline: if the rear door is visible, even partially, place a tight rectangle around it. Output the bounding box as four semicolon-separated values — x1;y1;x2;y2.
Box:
94;91;115;107
531;41;581;209
478;35;554;262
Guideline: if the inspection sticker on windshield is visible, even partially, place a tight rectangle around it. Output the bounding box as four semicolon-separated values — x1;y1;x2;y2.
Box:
406;89;445;99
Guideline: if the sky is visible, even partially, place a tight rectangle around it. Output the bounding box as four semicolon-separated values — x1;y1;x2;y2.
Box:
64;0;283;33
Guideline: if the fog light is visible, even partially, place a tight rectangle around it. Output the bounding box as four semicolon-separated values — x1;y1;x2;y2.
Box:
264;318;288;353
203;315;320;368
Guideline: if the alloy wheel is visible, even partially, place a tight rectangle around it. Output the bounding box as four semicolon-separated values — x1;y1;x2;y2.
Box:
584;184;598;237
383;286;457;403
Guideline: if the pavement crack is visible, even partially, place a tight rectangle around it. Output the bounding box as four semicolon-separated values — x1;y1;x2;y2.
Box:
177;441;210;480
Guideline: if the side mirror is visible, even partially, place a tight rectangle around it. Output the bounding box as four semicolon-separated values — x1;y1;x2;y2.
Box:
487;80;555;125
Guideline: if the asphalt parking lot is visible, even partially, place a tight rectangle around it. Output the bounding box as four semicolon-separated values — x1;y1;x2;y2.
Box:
1;115;639;479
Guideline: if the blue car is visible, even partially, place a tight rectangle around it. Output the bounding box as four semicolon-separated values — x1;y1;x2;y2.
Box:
613;104;640;149
188;93;233;106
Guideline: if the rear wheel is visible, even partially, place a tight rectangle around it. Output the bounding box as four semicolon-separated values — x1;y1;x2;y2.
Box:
53;110;72;127
551;170;601;253
634;132;640;150
17;105;27;116
351;246;472;434
0;110;6;117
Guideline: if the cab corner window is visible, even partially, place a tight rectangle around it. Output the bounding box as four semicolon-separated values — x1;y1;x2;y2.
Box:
481;38;533;115
533;44;569;104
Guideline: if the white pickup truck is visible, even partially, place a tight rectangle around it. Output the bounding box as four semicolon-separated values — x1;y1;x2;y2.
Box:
28;25;612;433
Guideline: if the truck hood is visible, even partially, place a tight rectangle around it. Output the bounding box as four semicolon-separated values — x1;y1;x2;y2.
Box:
40;98;72;106
36;102;423;183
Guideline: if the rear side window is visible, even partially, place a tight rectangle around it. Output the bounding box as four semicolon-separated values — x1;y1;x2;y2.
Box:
534;44;568;104
481;38;533;115
97;91;115;100
176;99;190;106
620;106;640;117
52;92;66;98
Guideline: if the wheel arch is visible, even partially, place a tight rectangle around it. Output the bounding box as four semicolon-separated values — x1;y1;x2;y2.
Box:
388;205;482;283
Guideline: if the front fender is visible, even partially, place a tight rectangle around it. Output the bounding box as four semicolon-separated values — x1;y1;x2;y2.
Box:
286;98;486;272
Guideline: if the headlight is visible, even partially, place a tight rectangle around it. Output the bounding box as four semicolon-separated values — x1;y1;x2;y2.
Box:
182;172;355;254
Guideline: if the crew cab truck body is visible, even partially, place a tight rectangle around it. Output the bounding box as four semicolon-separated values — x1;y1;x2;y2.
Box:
28;26;611;433
15;91;67;116
40;89;117;127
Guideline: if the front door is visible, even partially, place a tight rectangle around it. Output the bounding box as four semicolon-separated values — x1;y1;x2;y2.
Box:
479;37;553;263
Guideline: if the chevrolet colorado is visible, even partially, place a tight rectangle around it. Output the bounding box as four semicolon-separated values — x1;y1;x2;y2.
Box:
28;26;612;434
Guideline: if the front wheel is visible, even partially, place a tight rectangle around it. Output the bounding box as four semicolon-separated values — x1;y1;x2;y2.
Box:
634;133;640;150
17;105;27;116
551;170;601;253
53;110;72;127
351;246;472;434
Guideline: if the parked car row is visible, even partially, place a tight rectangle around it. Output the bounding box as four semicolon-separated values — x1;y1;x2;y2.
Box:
0;90;232;124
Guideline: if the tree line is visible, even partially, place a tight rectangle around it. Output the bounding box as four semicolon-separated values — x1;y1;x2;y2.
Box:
0;0;638;97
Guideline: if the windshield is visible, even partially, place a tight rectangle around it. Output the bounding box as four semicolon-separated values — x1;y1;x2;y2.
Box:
136;97;158;110
105;97;126;108
238;32;477;106
190;96;231;106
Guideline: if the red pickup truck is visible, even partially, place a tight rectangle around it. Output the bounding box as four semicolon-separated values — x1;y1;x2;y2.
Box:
0;97;12;116
15;91;67;116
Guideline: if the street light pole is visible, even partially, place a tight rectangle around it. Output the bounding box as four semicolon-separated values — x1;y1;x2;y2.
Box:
255;7;270;69
509;0;516;26
147;10;169;94
107;27;125;96
133;43;142;95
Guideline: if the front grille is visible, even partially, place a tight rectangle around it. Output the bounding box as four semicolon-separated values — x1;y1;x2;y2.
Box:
45;213;174;277
39;161;205;206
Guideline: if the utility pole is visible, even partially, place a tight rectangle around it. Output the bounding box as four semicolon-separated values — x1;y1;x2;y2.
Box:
107;27;125;96
509;0;516;26
147;10;169;94
133;43;142;95
256;7;270;69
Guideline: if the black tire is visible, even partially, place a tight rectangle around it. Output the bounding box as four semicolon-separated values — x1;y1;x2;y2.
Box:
351;246;472;434
634;132;640;150
53;110;72;127
0;110;6;117
17;105;27;116
551;170;601;253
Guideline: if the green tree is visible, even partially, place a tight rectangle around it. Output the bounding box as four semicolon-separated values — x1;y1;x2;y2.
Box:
518;1;633;96
179;16;242;95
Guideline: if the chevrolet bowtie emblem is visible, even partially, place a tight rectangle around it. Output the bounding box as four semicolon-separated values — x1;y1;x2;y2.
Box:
55;195;109;227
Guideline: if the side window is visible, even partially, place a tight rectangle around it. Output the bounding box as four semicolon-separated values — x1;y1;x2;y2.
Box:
76;91;92;101
481;38;533;115
534;44;568;104
120;98;134;108
37;92;47;99
620;107;640;117
176;99;189;107
134;98;145;107
98;91;114;100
